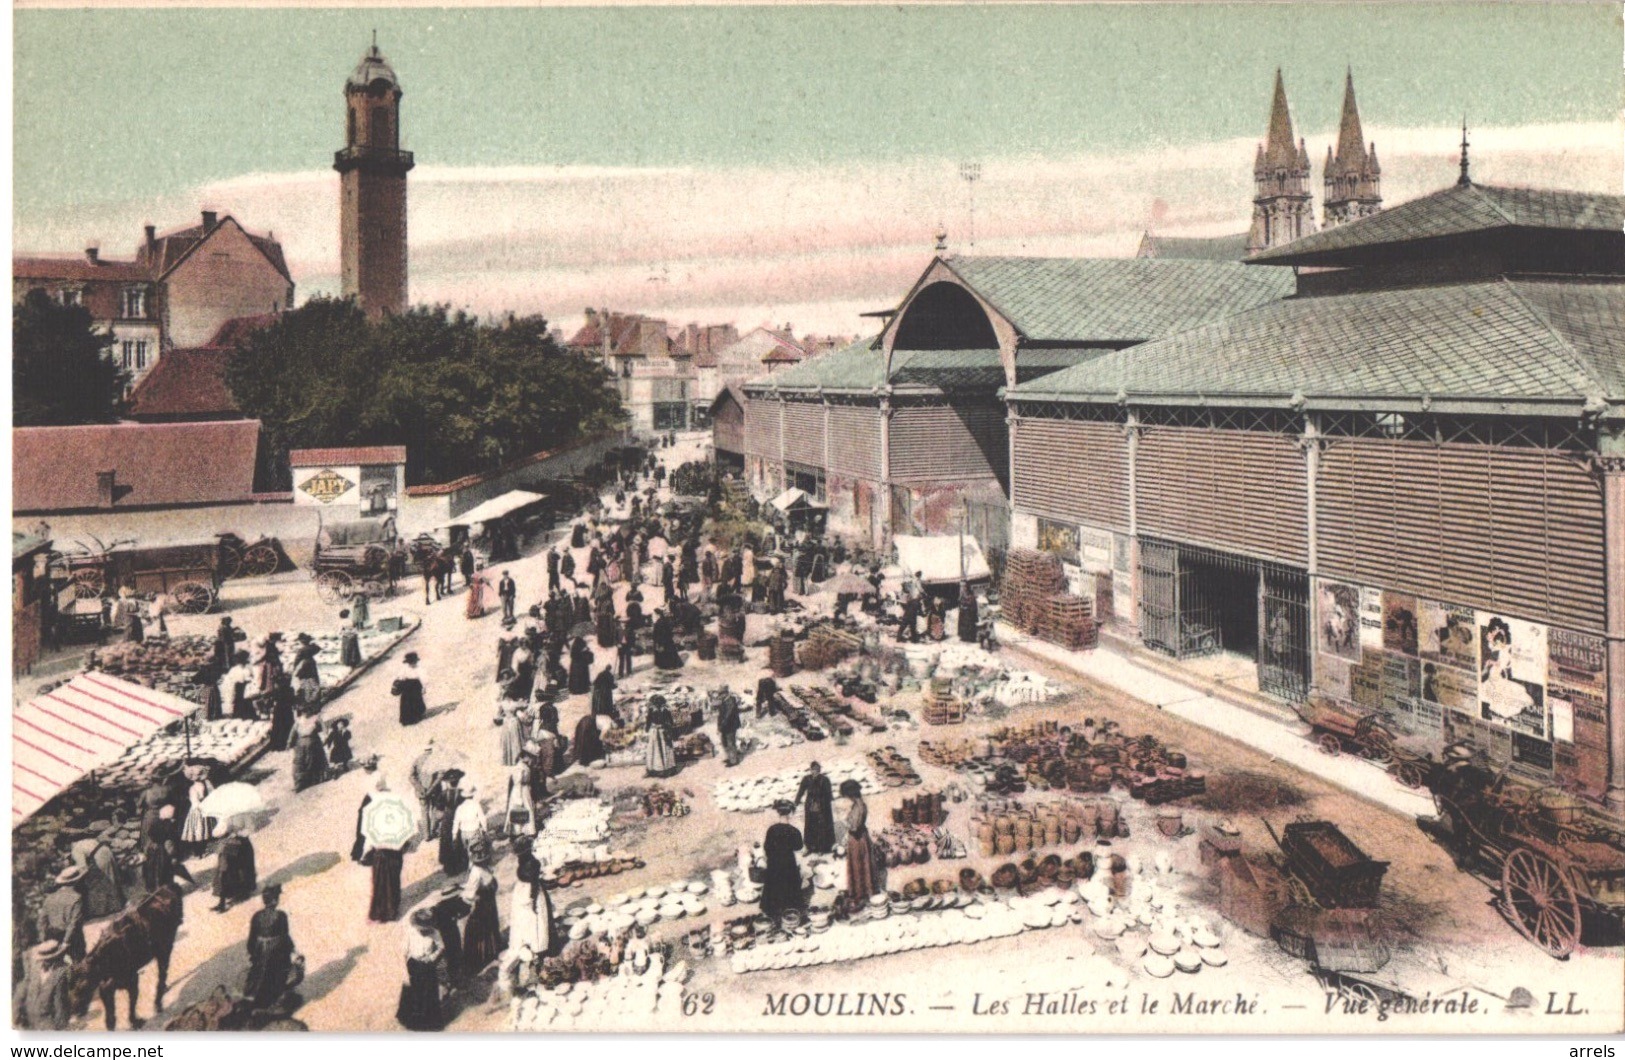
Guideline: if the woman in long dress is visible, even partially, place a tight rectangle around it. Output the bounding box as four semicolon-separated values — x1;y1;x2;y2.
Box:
394;654;427;726
589;666;617;719
795;762;836;855
437;781;468;877
460;851;502;975
652;611;683;670
465;570;490;620
180;772;214;856
567;638;594;695
211;821;257;911
504;756;536;839
291;713;328;792
396;909;445;1031
840;780;876;903
508;838;554;957
760;800;805;921
362;777;404;922
644;696;679;778
572;710;605;767
497;701;524;767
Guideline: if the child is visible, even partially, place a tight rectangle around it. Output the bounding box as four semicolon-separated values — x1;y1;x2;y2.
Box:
325;718;355;776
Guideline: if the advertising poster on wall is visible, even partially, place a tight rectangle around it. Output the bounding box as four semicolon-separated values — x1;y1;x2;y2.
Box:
1419;599;1478;670
1476;611;1549;739
1350;654;1383;711
1548;628;1609;795
1314;652;1351;701
1077;526;1114;573
1316;580;1361;661
1381;591;1419;656
1358;586;1384;652
1036;518;1079;563
1421;660;1478;714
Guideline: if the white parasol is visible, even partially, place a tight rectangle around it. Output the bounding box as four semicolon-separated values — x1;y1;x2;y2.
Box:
361;792;423;852
197;782;265;820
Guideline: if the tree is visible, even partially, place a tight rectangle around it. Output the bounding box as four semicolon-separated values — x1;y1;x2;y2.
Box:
226;299;624;488
12;289;128;426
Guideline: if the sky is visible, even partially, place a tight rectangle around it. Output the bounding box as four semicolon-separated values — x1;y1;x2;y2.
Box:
14;4;1624;338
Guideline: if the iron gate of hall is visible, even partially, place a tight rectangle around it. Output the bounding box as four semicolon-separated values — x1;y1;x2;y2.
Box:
1137;537;1310;703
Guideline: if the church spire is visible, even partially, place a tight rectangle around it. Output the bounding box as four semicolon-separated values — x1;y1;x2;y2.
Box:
1248;70;1315;255
1322;68;1383;228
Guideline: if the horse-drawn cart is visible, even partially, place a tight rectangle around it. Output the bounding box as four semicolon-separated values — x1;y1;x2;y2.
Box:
50;540;224;614
1292;697;1398;763
1425;749;1625;958
312;517;403;604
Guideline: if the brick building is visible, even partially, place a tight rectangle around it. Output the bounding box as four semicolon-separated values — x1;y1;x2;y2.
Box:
336;40;414;320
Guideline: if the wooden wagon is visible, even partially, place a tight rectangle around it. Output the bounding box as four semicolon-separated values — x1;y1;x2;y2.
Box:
1426;751;1625;958
50;540;224;614
312;517;403;604
1292;697;1398;763
1265;816;1389;910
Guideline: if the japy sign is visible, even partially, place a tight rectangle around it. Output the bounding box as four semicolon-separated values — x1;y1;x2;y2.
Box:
295;465;360;506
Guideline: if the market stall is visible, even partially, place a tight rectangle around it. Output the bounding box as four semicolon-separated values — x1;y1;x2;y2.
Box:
893;533;992;587
440;490;550;563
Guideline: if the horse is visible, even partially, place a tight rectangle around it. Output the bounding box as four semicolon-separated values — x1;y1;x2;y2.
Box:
69;883;184;1030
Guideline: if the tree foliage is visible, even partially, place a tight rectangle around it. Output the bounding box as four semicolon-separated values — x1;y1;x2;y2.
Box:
12;289;128;426
226;299;624;488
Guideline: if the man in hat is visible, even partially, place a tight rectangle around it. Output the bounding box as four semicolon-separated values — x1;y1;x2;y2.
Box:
498;570;518;623
292;633;321;709
69;827;124;919
546;546;561;594
244;885;295;1012
13;940;71;1030
458;547;476;592
37;868;86;961
616;618;635;679
716;685;744;768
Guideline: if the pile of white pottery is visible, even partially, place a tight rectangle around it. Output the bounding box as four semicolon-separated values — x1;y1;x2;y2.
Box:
910;644;1062;707
545;799;615;843
512;954;689;1028
1072;854;1227;978
560;880;712;938
98;719;272;790
729;892;1079;973
713;759;882;813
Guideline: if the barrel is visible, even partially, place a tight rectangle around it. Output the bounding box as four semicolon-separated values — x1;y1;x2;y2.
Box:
995;833;1016;856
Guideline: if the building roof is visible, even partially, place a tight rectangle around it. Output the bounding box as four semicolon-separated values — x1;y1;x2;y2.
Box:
12;256;153;284
745;336;884;392
13;531;50;562
349;43;401;90
205;313;278;348
1009;277;1625;417
941;256;1296;343
288;446;407;468
1135;233;1250;262
139;216;292;284
13;420;262;513
124;349;241;421
1248;183;1625;266
1259;68;1305;170
710;384;747;414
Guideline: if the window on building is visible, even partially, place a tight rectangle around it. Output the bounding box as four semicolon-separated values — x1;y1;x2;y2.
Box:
122;288;146;318
59;288;82;307
788;463;826;504
134;341;148;370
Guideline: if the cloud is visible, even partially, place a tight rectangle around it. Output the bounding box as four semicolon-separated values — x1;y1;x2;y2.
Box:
14;121;1619;338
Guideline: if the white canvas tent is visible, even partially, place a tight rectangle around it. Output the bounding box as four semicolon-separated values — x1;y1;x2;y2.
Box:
893;533;992;586
439;490;548;529
13;672;198;822
769;487;821;513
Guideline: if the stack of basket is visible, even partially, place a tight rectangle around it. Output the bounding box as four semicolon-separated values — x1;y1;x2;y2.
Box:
768;632;798;678
798;624;863;671
920;676;966;726
1000;550;1066;630
1033;594;1098;651
717;611;747;663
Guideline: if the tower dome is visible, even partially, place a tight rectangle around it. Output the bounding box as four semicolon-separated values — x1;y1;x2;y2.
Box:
348;43;400;92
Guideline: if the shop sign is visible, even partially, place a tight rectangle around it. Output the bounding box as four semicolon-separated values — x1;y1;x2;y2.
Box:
295;465;359;506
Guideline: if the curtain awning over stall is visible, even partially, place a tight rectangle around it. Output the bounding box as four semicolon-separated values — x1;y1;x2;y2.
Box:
12;672;198;822
439;490;548;528
893;534;993;585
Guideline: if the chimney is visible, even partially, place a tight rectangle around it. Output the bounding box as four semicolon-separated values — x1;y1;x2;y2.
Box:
144;224;156;255
201;209;218;230
96;470;117;509
84;244;100;265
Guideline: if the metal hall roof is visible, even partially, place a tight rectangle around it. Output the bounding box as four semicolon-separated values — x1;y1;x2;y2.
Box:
940;256;1295;343
1248;183;1625;266
1009;277;1625;418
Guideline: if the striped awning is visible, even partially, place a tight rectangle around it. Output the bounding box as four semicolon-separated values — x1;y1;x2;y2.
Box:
12;672;197;822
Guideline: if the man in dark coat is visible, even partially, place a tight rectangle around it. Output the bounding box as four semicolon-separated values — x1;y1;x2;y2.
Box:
766;562;788;614
590;665;618;721
957;581;979;643
244;886;295;1011
213;617;245;674
716;688;743;767
659;558;676;603
567;638;594;696
458;548;476;592
36;869;86;962
546;547;561;593
652;610;682;671
560;549;576;588
498;571;518;623
760;801;805;922
796;762;836;854
616;621;635;678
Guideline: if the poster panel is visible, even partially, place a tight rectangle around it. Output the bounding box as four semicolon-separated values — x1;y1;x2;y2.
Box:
1421;661;1477;714
1358;586;1384;652
1381;591;1419;657
294;464;360;506
1036;518;1079;563
1476;611;1549;739
1315;579;1361;661
1548;628;1609;796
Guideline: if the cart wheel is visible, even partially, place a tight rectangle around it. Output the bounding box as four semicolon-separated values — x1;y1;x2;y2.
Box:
1361;727;1395;764
1317;733;1342;756
171;581;215;614
1393;761;1426;789
220;544;245;580
72;568;105;599
316;571;353;605
1502;847;1581;959
241;545;279;578
1338;977;1383;1006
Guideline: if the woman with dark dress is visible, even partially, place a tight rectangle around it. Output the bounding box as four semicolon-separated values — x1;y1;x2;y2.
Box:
394;653;427;726
266;674;297;751
325;719;355;775
567;637;594;696
244;886;294;1012
291;713;328;792
211;821;258;912
795;762;836;855
760;800;805;922
505;649;536;703
594;600;618;649
460;849;502;975
437;780;468;877
368;845;404;923
396;909;445;1030
841;780;877;903
644;696;679;778
572;710;605;767
652;611;683;671
589;666;617;719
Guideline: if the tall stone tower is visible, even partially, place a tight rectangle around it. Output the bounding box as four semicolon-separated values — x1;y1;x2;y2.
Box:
1246;70;1316;256
335;39;413;320
1322;69;1383;228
